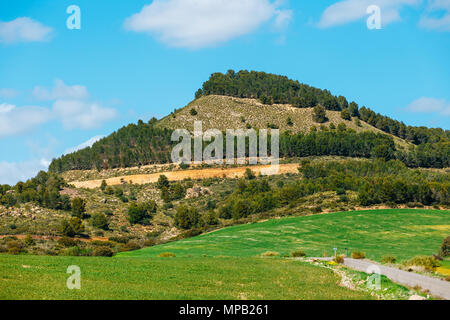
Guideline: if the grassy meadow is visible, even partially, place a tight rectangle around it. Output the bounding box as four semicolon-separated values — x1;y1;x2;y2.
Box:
120;209;450;261
0;254;373;300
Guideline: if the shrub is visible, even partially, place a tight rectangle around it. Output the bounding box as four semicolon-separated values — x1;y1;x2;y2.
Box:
341;109;351;120
381;255;397;264
291;250;306;258
313;105;328;123
108;236;129;244
7;240;24;255
244;168;256;180
405;255;440;271
104;186;114;195
261;251;280;257
179;163;190;170
62;246;84;256
159;252;176;258
60;217;84;237
100;180;107;191
190;108;198;116
174;205;200;229
204;211;219;226
333;255;345;264
157;175;170;189
439;236;449;257
232;199;253;219
446;276;450;282
124;240;142;251
91;213;109;230
58;237;78;247
128;201;157;225
92;246;114;257
144;239;156;247
8;246;23;255
351;251;366;259
71;197;86;218
24;235;35;246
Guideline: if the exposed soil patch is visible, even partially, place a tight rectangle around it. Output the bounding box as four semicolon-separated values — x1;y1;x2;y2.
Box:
70;163;300;189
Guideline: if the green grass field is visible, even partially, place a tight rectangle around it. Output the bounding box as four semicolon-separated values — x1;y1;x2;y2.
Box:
1;209;447;300
0;255;372;300
120;209;450;261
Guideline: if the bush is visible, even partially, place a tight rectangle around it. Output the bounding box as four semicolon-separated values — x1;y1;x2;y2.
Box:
351;251;366;259
190;108;198;116
62;246;85;256
91;213;109;230
71;197;86;218
104;186;114;195
333;255;345;264
244;168;256;180
439;236;449;257
24;235;35;246
261;251;280;257
291;250;306;258
6;240;25;255
174;205;200;229
92;246;114;257
381;255;397;264
313;105;328;123
128;201;157;225
405;255;440;271
157;175;170;189
124;240;142;251
58;237;78;247
60;217;84;237
108;236;129;244
341;109;351;120
159;252;176;258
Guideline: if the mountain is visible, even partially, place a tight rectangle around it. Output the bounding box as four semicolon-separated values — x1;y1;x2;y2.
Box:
48;71;450;173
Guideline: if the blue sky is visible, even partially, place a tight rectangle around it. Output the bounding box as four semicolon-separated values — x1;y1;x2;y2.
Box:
0;0;449;184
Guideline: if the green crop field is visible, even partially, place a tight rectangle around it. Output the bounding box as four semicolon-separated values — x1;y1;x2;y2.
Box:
0;254;372;300
120;209;450;261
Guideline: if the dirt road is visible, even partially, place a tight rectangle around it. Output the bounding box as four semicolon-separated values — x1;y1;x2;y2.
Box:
70;163;300;189
314;258;450;300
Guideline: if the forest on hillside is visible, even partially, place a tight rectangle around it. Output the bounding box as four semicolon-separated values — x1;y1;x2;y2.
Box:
47;71;449;173
47;120;449;174
196;70;449;145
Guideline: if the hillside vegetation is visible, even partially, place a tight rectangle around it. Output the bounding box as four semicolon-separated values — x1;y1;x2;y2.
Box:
120;209;450;261
157;95;409;147
47;71;449;173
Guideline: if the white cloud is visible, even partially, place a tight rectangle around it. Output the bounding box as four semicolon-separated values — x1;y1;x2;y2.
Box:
318;0;420;28
124;0;292;48
419;0;450;31
0;88;19;99
406;97;450;116
63;135;105;155
0;103;51;138
33;79;89;101
0;158;49;185
0;17;52;44
53;100;117;130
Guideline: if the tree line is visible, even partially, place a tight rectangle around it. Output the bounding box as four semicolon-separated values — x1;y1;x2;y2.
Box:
196;70;449;147
217;159;449;221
